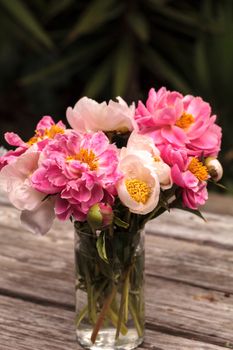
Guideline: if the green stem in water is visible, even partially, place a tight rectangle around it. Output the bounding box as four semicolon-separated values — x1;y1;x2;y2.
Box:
108;307;128;336
91;285;117;344
129;298;143;338
115;267;131;339
75;305;88;327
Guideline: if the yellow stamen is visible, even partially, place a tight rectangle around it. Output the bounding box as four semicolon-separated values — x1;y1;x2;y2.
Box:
125;179;151;204
175;112;194;129
188;158;208;181
66;148;98;171
27;134;41;146
43;125;65;139
27;124;64;145
153;156;161;162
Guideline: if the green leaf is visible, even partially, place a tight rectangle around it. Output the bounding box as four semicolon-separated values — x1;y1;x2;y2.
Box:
172;201;207;222
0;0;54;49
113;40;133;96
0;13;42;53
96;232;108;263
20;40;109;85
114;217;129;229
142;47;191;93
84;57;112;98
127;12;150;42
66;0;120;43
46;0;73;20
149;3;201;29
208;179;227;190
194;39;211;93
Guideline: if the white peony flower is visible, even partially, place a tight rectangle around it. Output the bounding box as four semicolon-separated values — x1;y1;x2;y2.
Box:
117;153;160;215
124;132;172;190
20;197;55;235
66;96;137;133
0;149;44;211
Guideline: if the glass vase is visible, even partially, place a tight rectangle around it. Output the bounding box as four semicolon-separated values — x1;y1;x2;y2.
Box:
74;222;145;350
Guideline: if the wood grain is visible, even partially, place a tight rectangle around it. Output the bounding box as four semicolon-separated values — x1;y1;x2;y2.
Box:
0;295;228;350
0;200;233;349
146;210;233;249
146;234;233;292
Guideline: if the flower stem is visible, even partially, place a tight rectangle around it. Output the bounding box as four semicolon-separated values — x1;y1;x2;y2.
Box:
129;298;143;338
91;285;117;344
75;305;88;327
115;267;131;339
108;307;128;336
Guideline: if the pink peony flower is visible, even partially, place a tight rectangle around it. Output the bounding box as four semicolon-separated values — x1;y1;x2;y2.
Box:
161;145;209;209
31;131;121;221
135;87;222;157
66;96;137;133
0;148;45;210
0;116;66;170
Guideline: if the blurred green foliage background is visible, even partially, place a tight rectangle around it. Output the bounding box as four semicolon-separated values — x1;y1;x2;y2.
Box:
0;0;232;189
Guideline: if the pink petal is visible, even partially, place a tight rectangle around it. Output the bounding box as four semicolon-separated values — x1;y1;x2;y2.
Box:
5;132;26;147
161;126;187;147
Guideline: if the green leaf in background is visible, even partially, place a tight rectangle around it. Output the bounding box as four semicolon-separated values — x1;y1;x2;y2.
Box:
84;57;112;98
113;40;133;97
20;39;109;85
148;1;202;29
0;0;54;49
142;47;191;93
66;0;120;43
194;39;211;94
0;0;232;186
46;0;74;20
127;12;150;42
96;232;108;263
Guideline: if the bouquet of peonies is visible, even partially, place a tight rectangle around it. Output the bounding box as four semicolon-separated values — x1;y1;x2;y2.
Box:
0;87;223;349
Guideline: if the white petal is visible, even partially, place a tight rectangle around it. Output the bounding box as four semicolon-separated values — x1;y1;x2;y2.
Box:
20;198;55;235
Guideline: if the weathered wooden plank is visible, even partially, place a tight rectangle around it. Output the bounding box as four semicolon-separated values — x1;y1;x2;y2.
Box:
0;295;227;350
0;227;233;346
1;203;233;251
203;193;233;216
146;278;233;347
1;204;233;346
146;210;233;249
0;295;77;350
144;331;228;350
146;234;233;293
0;210;232;303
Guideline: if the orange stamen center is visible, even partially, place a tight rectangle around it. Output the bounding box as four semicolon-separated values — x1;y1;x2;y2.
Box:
125;178;151;204
27;124;64;145
66;148;98;171
175;112;194;130
188;158;208;181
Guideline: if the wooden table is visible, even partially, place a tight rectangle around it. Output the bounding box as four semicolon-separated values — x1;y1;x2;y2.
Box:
0;196;233;350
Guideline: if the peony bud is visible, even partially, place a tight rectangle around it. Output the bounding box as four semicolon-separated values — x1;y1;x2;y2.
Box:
205;157;223;182
87;203;113;230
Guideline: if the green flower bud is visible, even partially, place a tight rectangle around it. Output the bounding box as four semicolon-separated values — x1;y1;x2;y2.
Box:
87;203;113;230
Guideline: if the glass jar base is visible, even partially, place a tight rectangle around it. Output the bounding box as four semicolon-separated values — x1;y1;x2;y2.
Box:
76;328;144;350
